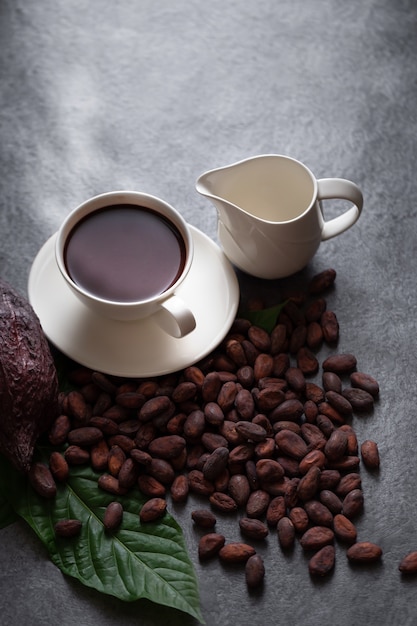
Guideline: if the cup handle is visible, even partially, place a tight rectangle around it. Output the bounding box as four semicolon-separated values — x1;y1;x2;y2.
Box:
154;294;196;338
317;178;363;241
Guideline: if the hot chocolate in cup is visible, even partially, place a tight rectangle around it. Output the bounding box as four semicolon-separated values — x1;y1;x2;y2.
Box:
55;191;196;338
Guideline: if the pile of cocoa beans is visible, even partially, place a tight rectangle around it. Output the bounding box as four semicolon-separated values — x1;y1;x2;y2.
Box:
29;268;417;587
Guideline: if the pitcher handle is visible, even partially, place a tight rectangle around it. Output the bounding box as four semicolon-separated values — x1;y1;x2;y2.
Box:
318;178;363;241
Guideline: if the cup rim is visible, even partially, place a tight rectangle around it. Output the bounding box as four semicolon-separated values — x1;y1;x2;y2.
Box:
196;153;318;224
55;190;194;307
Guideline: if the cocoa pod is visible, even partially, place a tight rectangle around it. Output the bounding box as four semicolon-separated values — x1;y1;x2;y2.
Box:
308;545;335;576
103;501;123;531
191;509;217;529
245;554;265;588
333;513;357;544
399;552;417;574
218;542;256;563
300;526;334;551
360;440;380;469
346;541;382;563
139;497;167;522
198;533;225;560
28;462;57;499
239;517;269;540
54;519;82;538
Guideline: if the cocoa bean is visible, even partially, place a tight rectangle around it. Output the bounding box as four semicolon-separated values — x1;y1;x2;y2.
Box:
399;552;417;574
203;447;230;481
204;402;225;426
304;500;333;527
297;347;319;376
275;429;308;460
270;324;288;354
320;311;339;344
299;450;326;474
89;416;119;436
322;371;342;394
245;554;265;588
246;489;270;518
266;495;286;526
103;501;123;531
322;353;357;374
342;387;374;412
54;519;82;538
90;439;110;472
305;297;327;322
107;445;126;476
49;451;69;483
239;517;269;540
228;474;251;507
64;445;90;466
188;469;215;496
305;382;325;404
319;490;343;514
256;459;285;484
183;410;206;442
191;509;217;529
48;414;71;446
254;353;274;381
115;392;145;410
318;469;341;491
118;458;140;490
306;322;323;351
198;533;225;560
346;541;382;563
360;440;380;469
67;390;90;425
248;326;271;352
209;491;238;513
218;542;256;563
325;391;353;417
98;473;126;496
289;506;309;534
235;421;267;443
335;473;361;497
170;475;189;502
67;426;103;447
289;326;307;355
350;371;379;397
324;428;348;462
277;516;295;549
138;396;174;422
253;386;285;412
333;513;357;544
148;435;186;460
308;545;335;576
137;474;166;497
297;466;321;501
171;381;198;403
341;489;364;520
309;269;336;294
139;497;167;522
201;432;228;452
300;526;334;551
29;462;57;499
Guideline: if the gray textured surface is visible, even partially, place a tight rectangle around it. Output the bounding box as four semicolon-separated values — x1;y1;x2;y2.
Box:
1;0;417;624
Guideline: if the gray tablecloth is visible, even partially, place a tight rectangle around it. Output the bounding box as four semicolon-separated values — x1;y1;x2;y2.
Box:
1;1;417;625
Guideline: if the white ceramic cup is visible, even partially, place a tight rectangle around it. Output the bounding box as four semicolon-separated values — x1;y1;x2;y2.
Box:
55;191;196;338
196;154;363;279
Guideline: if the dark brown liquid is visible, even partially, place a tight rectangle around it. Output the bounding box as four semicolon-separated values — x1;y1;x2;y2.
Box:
64;204;186;302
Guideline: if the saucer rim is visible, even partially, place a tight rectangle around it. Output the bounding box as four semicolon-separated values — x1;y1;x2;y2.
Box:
28;225;240;378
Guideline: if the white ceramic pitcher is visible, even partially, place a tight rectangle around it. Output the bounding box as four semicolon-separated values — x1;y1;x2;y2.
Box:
196;154;363;279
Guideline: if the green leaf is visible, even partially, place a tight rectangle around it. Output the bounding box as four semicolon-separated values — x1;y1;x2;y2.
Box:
239;300;288;333
0;454;202;622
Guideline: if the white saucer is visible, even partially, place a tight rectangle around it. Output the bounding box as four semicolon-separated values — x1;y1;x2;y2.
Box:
28;226;240;378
